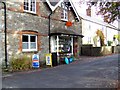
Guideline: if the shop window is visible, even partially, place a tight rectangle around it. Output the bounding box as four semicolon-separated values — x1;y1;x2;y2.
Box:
24;0;36;13
22;34;37;52
59;36;72;53
51;36;72;53
61;2;68;21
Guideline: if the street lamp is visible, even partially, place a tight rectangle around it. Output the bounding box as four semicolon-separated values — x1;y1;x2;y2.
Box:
0;2;8;69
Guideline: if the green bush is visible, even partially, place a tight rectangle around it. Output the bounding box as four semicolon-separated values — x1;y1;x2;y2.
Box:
107;41;113;46
9;55;32;71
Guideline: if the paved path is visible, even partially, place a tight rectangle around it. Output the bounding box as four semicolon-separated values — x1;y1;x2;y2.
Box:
2;54;119;88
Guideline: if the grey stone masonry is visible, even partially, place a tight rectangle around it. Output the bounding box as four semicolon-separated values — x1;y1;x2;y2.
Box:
0;3;5;65
0;1;82;64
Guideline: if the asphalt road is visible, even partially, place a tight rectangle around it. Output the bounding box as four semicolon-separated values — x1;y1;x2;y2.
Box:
2;54;119;88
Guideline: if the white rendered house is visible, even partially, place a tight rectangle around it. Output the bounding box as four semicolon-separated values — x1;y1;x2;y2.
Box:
72;1;120;46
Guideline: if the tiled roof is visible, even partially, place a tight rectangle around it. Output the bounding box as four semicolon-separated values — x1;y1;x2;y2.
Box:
50;28;84;37
49;2;59;6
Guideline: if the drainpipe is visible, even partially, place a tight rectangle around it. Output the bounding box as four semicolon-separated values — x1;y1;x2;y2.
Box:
1;2;8;68
48;11;52;53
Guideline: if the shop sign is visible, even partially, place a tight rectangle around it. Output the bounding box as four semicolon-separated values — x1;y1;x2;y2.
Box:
46;53;52;67
32;54;39;68
66;21;72;27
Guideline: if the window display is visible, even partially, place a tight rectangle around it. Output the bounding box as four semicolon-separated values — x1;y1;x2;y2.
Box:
51;35;73;53
59;36;72;53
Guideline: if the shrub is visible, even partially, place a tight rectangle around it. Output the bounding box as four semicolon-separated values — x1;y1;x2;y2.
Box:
9;54;32;72
107;41;113;46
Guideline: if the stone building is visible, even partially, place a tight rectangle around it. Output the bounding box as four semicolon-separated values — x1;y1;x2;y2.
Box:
0;0;83;66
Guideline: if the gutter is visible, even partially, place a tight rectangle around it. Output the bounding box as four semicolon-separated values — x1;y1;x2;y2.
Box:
1;2;8;68
48;11;52;53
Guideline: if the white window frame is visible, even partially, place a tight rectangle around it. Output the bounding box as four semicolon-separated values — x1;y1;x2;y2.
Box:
61;2;68;21
22;34;37;52
24;0;36;14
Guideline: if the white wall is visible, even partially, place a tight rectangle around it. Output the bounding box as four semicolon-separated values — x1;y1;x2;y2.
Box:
72;0;120;46
106;28;118;41
82;19;119;46
82;19;107;45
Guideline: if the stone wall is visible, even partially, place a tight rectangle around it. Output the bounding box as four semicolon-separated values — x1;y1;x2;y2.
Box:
0;3;5;65
81;45;120;56
112;46;120;53
0;33;3;65
0;1;82;64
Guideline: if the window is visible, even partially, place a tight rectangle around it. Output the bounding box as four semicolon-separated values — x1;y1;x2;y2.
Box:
59;36;72;53
22;34;37;52
61;2;68;21
24;0;36;13
86;6;91;16
51;36;73;53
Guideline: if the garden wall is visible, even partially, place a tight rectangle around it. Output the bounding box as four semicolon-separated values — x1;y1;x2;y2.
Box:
81;45;120;56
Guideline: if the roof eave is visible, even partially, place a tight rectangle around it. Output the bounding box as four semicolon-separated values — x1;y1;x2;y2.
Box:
46;0;63;11
69;0;80;21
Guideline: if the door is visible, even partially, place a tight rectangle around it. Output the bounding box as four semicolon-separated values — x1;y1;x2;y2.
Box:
73;37;79;58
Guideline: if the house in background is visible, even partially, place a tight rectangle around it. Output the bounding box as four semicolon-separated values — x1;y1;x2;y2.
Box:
72;1;120;47
0;0;83;66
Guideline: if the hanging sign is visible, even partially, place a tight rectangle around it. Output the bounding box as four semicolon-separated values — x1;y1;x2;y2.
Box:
66;21;72;27
32;54;39;68
46;53;52;67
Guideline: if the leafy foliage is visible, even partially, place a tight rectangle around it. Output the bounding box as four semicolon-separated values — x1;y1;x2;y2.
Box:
114;34;120;42
96;29;105;46
9;55;32;71
107;41;113;46
91;2;120;23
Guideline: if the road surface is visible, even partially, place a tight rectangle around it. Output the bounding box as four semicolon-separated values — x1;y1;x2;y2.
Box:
2;54;119;88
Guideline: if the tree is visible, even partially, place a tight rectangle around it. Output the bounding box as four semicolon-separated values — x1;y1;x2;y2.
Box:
91;2;120;23
96;29;105;46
